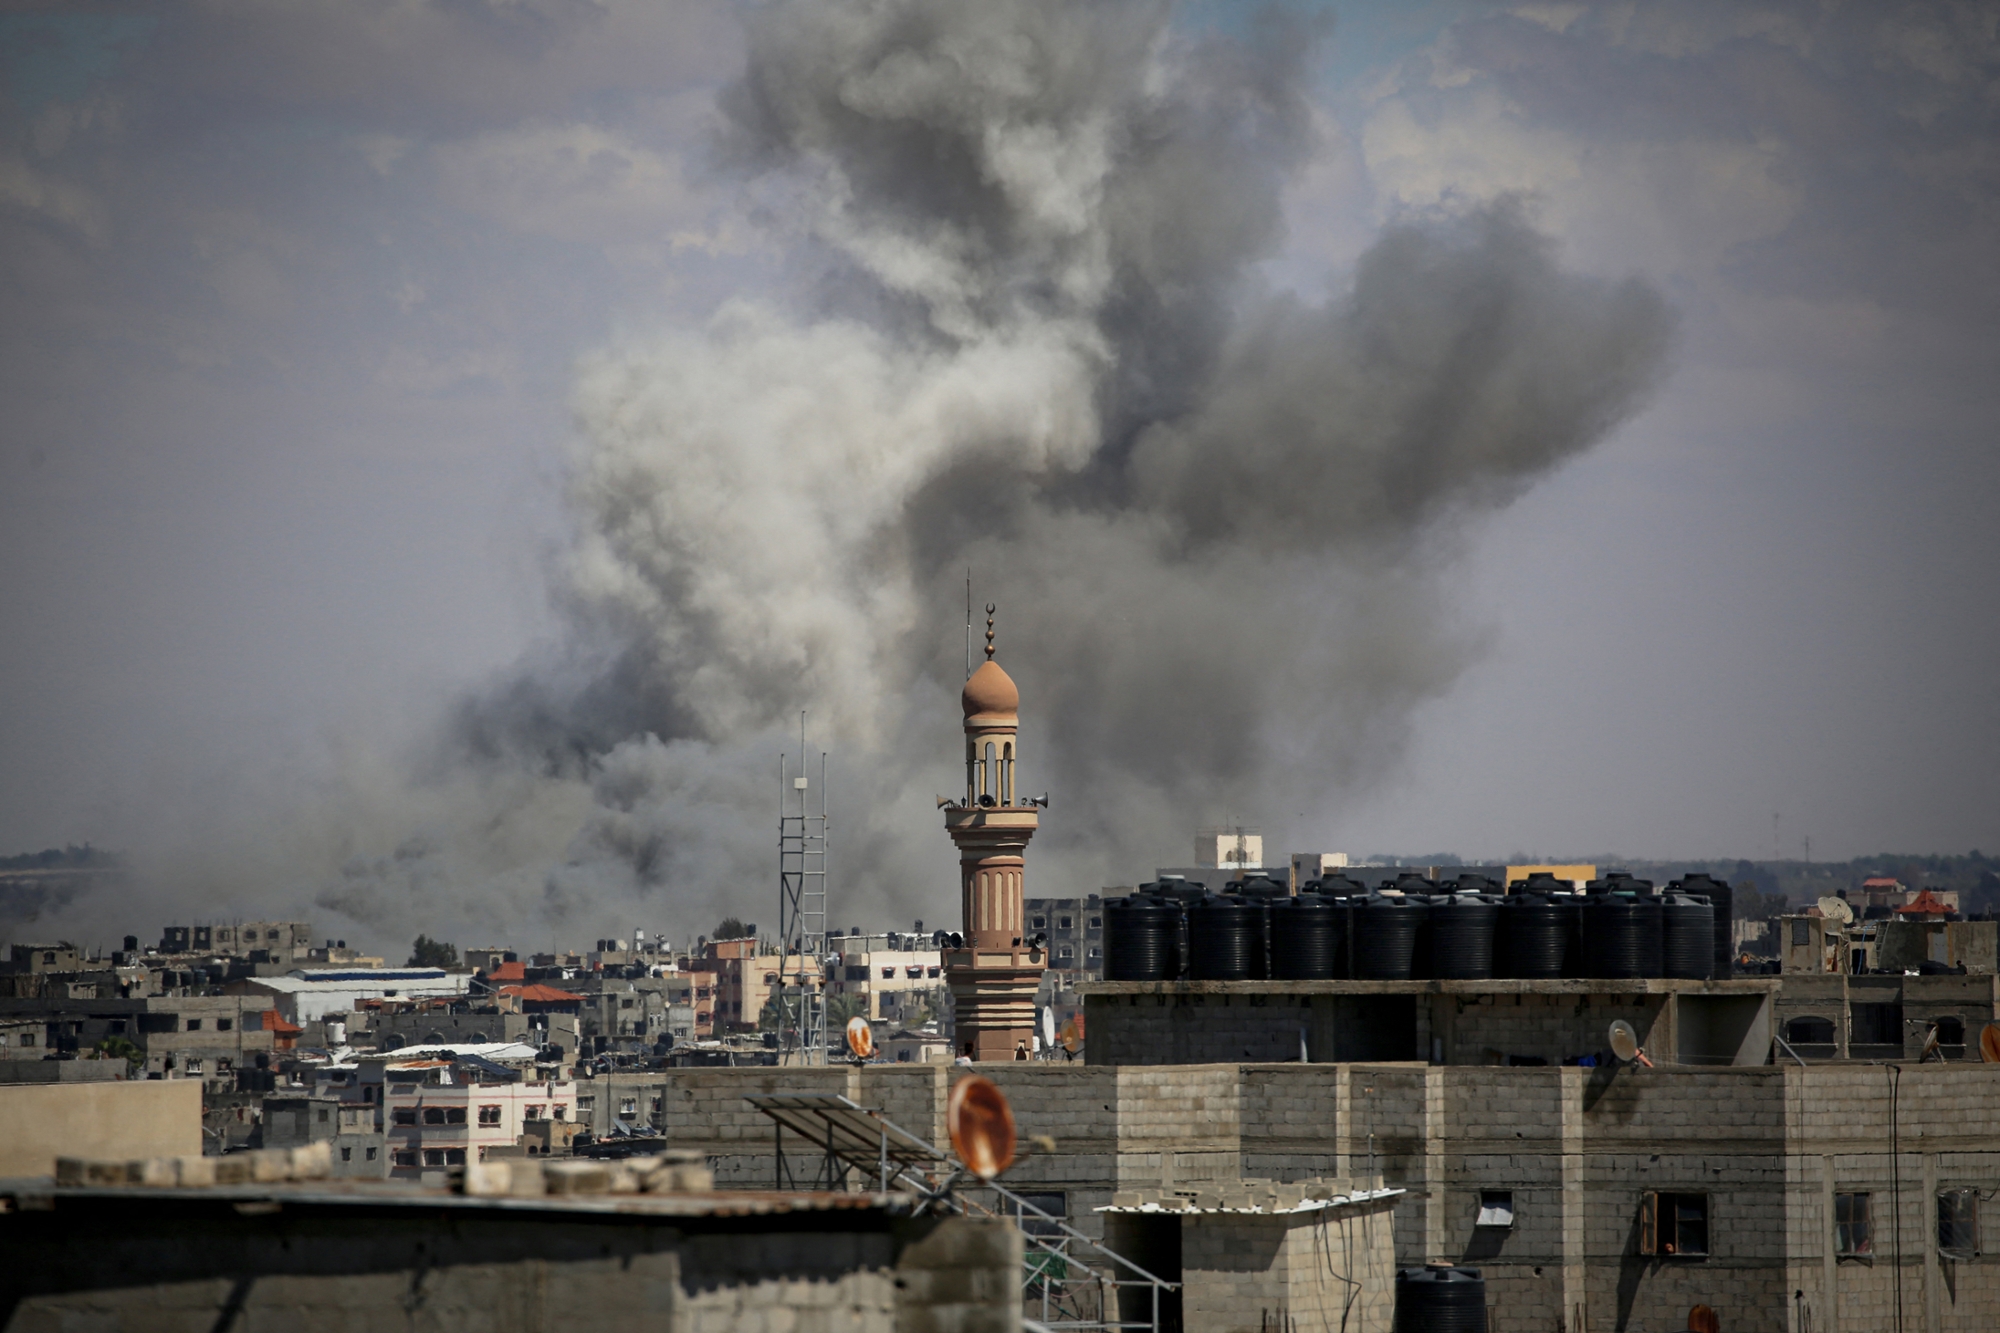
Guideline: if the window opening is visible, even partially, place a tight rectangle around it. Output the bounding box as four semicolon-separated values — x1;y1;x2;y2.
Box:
1835;1193;1871;1256
1477;1191;1515;1229
1939;1189;1979;1258
1639;1192;1709;1257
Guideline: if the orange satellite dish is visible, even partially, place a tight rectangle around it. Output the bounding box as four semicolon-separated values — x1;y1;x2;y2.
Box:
1980;1023;2000;1064
1687;1304;1719;1333
947;1075;1017;1179
845;1015;876;1060
1058;1016;1081;1054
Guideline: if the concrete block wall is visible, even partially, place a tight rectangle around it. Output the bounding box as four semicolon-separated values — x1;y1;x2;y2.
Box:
1086;991;1315;1066
1178;1214;1293;1332
1791;1065;2000;1333
1239;1064;1342;1182
1433;1067;1568;1327
957;1064;1123;1238
893;1218;1023;1333
1278;1209;1398;1333
1339;1065;1431;1266
0;1192;1022;1333
660;1065;853;1188
646;1059;2000;1333
1441;991;1665;1068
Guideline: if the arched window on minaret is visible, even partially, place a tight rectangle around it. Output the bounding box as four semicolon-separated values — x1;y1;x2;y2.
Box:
983;741;996;804
1002;742;1014;805
966;739;977;803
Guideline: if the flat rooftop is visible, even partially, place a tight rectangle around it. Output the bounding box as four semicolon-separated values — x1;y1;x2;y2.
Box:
1080;977;1782;997
0;1177;911;1220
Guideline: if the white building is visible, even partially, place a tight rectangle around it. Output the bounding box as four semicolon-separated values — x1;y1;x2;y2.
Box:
242;968;470;1022
368;1046;577;1178
1196;828;1263;871
826;933;945;1027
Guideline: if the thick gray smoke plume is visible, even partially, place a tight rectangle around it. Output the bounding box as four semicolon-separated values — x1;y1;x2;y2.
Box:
425;0;1674;940
38;0;1667;953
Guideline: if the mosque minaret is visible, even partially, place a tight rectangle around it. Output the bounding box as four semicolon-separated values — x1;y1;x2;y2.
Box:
940;605;1045;1060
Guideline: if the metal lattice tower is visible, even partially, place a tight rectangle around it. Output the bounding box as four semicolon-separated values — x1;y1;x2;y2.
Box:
777;714;828;1065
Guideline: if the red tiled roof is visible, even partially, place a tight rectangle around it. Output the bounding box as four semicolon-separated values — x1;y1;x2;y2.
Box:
484;961;526;983
501;983;582;1003
1894;889;1952;917
1862;877;1903;889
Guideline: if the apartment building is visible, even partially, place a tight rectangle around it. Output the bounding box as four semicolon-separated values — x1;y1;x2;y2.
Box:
685;936;809;1036
259;1094;387;1178
0;993;278;1081
372;1050;578;1178
826;932;944;1027
1024;896;1105;983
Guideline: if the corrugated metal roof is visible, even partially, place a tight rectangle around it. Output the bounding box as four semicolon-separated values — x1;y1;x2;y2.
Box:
1096;1186;1404;1216
501;984;584;1003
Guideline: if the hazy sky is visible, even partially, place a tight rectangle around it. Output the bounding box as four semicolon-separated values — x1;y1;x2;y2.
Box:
3;1;1996;951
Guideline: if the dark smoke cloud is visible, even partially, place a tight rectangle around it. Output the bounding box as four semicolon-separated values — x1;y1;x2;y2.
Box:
437;0;1674;927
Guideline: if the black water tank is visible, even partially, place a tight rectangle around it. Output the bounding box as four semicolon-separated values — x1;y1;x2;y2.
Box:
1677;874;1734;977
1143;876;1207;903
1104;896;1183;981
1660;892;1716;980
1498;891;1580;979
1353;892;1427;980
1581;893;1664;978
1428;893;1500;980
1270;894;1343;979
1319;875;1371;899
1394;1265;1487;1333
1187;895;1267;980
1450;873;1501;894
1235;874;1289;899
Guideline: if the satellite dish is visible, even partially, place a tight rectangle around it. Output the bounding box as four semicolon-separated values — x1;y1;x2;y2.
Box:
1981;1024;2000;1064
1041;1008;1055;1046
1059;1016;1081;1054
1817;896;1854;925
845;1015;875;1061
1608;1019;1653;1067
947;1075;1016;1179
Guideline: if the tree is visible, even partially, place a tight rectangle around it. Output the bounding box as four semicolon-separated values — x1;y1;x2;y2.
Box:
714;917;749;941
407;935;458;968
827;991;868;1027
93;1036;144;1074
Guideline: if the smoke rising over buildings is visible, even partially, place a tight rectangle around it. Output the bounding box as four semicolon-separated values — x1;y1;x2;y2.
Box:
408;0;1673;942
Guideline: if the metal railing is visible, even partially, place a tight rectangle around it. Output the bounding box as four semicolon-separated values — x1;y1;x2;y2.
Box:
746;1092;1175;1332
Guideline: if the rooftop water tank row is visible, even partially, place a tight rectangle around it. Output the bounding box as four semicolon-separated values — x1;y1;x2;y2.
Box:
1102;873;1733;983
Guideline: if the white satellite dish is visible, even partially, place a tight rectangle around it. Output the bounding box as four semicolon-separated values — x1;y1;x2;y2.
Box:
1041;1008;1056;1047
1817;895;1854;926
1608;1019;1653;1067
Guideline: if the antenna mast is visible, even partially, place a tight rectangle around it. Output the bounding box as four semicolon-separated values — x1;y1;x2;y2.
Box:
777;710;828;1065
965;569;973;679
